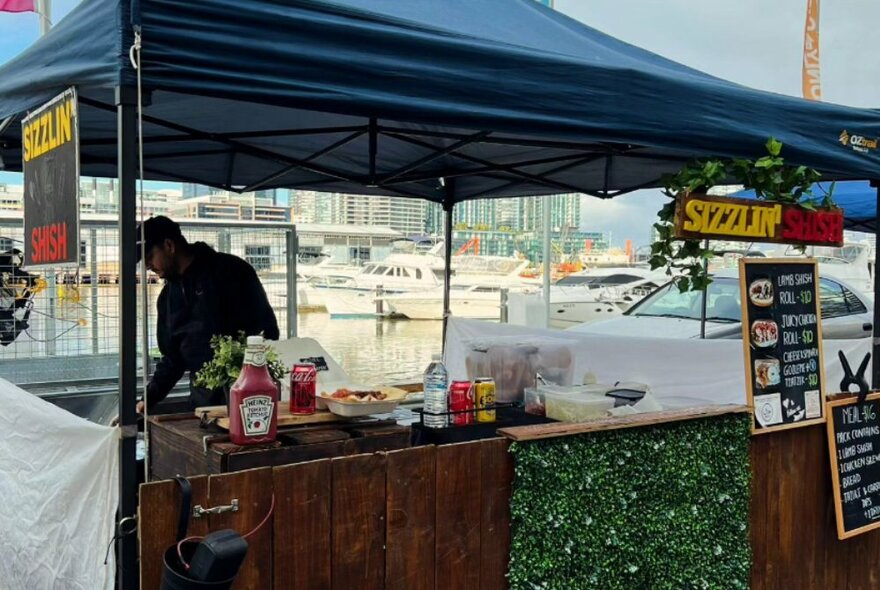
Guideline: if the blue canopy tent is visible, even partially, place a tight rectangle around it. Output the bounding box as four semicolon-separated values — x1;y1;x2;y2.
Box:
2;0;880;584
737;181;878;233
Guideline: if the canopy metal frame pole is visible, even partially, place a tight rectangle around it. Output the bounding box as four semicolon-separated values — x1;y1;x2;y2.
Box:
441;180;455;353
700;239;709;339
872;181;880;388
116;85;139;590
543;196;552;328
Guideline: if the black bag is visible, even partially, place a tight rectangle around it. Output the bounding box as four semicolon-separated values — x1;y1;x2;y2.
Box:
161;477;248;590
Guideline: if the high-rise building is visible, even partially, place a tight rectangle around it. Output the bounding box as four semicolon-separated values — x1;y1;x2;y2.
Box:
425;201;444;235
453;199;497;229
290;190;345;225
341;194;426;236
516;194;581;232
291;191;428;234
181;184;214;200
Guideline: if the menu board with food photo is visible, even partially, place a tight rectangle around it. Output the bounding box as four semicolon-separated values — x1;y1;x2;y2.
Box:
739;258;826;433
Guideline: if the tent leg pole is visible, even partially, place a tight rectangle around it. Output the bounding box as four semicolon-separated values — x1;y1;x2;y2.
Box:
441;184;454;355
543;196;552;328
116;86;139;590
872;182;880;389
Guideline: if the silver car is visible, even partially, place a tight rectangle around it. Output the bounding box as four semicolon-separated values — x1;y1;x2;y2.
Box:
568;268;874;339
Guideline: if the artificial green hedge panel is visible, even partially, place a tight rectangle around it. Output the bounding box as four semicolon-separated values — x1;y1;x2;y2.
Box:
508;413;752;590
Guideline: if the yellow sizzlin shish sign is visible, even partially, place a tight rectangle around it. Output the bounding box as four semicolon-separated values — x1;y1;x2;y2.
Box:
22;93;75;162
673;193;843;247
21;88;80;268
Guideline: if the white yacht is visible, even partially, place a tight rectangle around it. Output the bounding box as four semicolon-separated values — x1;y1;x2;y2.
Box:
317;254;445;317
508;267;666;329
380;284;524;321
296;254;361;310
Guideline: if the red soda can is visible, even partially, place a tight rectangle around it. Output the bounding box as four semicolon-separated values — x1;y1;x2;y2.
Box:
290;363;317;415
448;380;474;426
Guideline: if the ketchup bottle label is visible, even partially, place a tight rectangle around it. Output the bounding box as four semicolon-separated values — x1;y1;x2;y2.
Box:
240;395;275;436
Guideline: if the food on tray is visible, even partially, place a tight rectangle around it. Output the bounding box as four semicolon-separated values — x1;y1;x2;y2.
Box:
750;320;779;348
754;359;780;389
321;388;388;402
749;279;773;307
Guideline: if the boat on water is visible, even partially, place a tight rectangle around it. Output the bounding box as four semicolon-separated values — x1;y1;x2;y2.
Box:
506;267;667;329
315;240;539;317
296;254;361;310
545;267;666;328
381;283;530;321
316;254;445;317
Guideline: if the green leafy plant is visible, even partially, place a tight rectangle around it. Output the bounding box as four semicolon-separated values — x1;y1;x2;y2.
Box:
508;413;752;590
651;137;837;292
193;332;286;391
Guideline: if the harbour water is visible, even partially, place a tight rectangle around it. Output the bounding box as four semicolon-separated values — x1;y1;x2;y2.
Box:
298;313;442;385
0;283;442;387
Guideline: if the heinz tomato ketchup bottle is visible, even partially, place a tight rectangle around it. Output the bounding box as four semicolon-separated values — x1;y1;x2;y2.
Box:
228;336;279;445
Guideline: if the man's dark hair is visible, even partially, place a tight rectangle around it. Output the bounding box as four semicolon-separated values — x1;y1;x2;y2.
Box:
136;216;187;261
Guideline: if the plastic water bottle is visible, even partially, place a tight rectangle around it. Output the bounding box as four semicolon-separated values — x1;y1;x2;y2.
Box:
423;354;449;428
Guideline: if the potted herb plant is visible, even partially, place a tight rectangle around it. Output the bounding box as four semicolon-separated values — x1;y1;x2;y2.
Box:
193;332;287;405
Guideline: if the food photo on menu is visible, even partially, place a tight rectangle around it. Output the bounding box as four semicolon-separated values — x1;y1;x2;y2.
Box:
751;319;779;348
748;278;774;307
754;358;781;389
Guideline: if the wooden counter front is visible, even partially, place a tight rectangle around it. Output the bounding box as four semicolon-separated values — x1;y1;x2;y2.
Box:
148;414;410;480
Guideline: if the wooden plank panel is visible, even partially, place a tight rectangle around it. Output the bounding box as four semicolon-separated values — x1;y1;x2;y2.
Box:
208;467;274;590
435;442;482;590
385;446;435;590
499;405;749;441
775;424;796;586
331;453;387;590
802;425;827;589
273;460;332;590
480;438;513;590
139;475;209;590
224;440;348;472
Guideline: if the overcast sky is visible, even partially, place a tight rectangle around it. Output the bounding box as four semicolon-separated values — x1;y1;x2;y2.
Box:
1;1;878;246
555;0;880;246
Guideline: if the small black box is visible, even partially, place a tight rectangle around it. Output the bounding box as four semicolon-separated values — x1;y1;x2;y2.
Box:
187;529;249;583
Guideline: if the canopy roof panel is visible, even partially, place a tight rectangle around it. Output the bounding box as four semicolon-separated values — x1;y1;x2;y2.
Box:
1;0;879;203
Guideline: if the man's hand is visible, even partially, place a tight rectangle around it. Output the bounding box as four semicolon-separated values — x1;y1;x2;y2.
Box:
111;401;145;426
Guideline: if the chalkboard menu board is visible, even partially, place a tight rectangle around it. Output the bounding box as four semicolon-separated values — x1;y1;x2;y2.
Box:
739;259;826;434
826;393;880;539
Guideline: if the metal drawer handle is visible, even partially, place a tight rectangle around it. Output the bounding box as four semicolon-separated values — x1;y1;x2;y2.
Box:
192;499;239;519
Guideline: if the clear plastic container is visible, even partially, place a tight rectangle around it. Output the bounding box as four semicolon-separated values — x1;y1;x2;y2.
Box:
523;387;545;416
543;390;614;422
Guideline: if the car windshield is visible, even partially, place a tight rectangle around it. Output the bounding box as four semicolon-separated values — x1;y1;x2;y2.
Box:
629;277;742;322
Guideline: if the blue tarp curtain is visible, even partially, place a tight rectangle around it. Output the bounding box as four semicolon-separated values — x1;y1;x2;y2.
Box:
737;181;877;233
0;0;879;203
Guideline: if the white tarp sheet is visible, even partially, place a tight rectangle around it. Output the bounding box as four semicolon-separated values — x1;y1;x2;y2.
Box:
0;377;118;590
445;318;872;408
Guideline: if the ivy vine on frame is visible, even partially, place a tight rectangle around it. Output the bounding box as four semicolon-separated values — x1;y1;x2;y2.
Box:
650;137;838;292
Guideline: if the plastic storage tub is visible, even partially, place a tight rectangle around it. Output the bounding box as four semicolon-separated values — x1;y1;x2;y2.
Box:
543;390;614;422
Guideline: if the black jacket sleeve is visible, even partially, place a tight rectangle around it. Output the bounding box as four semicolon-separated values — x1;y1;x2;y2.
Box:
238;261;280;340
145;288;186;408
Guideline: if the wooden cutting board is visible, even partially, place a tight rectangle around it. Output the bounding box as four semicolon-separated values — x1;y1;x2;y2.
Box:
195;405;347;430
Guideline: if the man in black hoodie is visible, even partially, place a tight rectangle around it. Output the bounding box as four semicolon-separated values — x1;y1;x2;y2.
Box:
136;216;279;411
